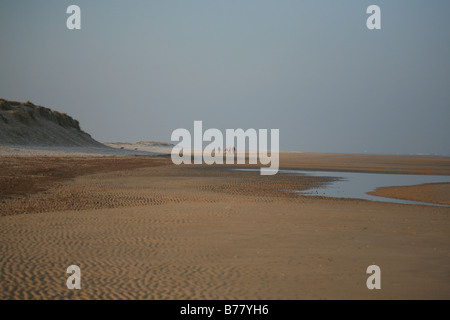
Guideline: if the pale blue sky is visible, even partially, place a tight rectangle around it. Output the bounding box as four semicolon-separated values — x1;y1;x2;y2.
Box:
1;1;449;154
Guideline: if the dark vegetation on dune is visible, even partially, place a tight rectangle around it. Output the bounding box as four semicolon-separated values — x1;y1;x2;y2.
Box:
0;98;104;147
0;99;81;129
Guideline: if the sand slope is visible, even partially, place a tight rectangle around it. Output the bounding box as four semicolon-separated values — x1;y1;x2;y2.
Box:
0;99;104;147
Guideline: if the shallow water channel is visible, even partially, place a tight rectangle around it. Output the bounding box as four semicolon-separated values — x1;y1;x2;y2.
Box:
233;169;450;206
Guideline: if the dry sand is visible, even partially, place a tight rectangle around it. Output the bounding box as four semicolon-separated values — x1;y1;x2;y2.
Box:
369;183;450;206
0;152;450;299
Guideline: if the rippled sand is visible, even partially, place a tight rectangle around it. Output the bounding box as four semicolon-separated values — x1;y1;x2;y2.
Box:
1;153;450;299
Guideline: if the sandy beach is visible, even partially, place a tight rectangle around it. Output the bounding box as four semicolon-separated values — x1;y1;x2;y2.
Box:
2;0;450;304
1;152;450;299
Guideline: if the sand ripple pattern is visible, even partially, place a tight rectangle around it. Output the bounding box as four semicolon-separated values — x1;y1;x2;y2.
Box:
0;165;329;216
0;205;302;299
1;160;450;299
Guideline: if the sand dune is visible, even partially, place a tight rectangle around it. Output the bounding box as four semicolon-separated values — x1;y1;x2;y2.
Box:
0;99;105;147
0;98;174;157
104;141;174;155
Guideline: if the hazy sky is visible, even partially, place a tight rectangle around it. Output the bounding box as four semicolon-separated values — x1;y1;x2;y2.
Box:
1;0;449;154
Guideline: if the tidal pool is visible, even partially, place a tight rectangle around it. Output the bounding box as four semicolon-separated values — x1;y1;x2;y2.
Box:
233;169;450;206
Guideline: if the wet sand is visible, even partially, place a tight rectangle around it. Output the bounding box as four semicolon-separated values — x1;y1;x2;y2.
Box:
1;152;450;299
279;152;450;175
0;156;170;202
